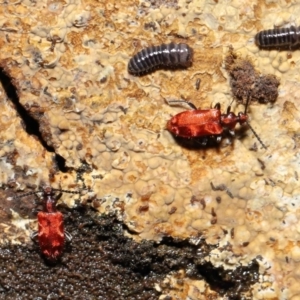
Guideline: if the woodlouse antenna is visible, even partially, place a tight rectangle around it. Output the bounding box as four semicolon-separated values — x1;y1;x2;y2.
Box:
246;121;267;150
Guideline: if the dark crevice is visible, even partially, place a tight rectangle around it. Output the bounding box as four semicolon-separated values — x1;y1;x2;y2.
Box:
0;68;54;152
54;153;68;173
0;68;71;173
196;260;259;298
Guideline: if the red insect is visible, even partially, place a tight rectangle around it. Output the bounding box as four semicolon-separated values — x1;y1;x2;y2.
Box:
16;186;79;261
166;95;267;149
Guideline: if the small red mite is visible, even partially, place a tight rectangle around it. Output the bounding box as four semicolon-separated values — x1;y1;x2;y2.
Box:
16;186;79;261
166;95;267;149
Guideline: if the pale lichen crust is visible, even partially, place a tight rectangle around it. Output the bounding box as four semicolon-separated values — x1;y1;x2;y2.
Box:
0;0;299;298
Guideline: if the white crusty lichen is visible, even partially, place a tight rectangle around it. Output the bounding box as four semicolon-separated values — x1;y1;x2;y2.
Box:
0;0;300;298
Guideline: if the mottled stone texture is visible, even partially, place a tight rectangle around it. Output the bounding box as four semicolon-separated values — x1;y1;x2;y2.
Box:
0;0;299;298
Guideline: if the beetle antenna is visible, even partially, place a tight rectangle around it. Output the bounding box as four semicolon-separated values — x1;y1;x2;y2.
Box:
246;121;267;150
244;90;253;114
229;98;234;107
13;190;41;199
52;188;81;194
243;90;267;149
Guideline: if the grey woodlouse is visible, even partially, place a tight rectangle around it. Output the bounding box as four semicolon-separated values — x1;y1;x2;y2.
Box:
255;26;300;47
128;42;193;75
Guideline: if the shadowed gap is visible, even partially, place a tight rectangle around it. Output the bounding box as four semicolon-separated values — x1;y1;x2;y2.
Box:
0;68;68;172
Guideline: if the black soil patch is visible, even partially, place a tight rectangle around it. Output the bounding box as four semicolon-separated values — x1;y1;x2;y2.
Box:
0;206;259;300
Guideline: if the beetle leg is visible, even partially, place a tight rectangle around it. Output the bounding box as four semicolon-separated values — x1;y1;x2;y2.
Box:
65;231;72;242
30;231;38;243
165;98;197;110
184;101;197;110
214;103;221;110
200;137;208;146
216;136;222;143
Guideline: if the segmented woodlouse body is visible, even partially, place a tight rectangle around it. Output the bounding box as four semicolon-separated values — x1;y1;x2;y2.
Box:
166;97;267;149
255;26;300;47
16;186;79;261
128;42;193;75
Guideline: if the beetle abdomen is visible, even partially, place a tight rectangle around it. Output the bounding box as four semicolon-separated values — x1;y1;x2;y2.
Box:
167;109;222;138
38;212;64;261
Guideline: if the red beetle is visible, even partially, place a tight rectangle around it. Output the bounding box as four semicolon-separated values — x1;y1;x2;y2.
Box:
166;96;267;149
16;186;79;261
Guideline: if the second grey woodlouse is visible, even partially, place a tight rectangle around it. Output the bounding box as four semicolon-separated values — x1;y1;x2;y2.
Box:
255;25;300;47
128;43;193;75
